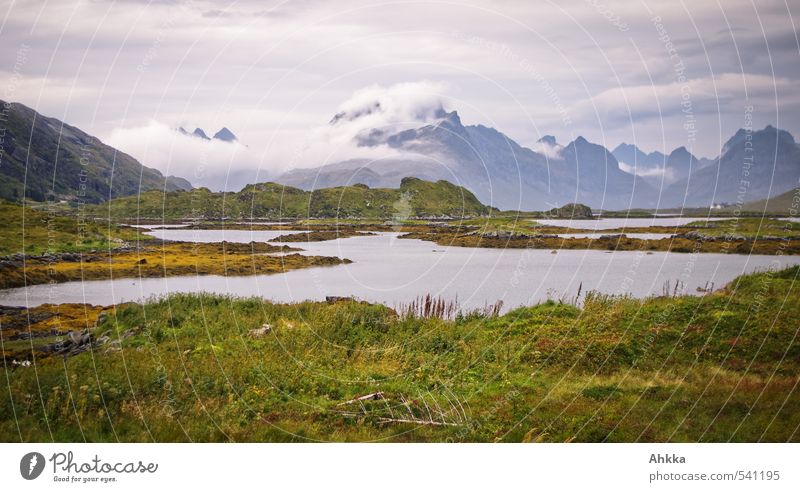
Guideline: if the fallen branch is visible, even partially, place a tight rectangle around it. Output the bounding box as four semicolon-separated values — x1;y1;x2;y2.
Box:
337;391;385;406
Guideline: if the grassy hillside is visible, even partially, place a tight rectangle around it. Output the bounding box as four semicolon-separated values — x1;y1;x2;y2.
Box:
2;266;799;442
90;176;493;220
0;201;144;255
0;100;191;204
741;187;800;215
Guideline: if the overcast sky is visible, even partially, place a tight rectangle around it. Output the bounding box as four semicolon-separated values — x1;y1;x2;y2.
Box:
1;0;798;188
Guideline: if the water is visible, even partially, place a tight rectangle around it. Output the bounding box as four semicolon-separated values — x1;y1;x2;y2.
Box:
1;231;795;312
556;233;672;240
535;217;728;229
125;223;191;229
145;229;309;242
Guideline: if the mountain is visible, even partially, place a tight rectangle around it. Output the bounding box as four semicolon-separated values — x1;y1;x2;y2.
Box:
213;127;237;142
192;128;210;140
91;176;494;220
612;143;667;170
178;126;238;143
278;109;657;210
663;125;800;207
537;135;558;146
612;143;712;188
0;101;192;203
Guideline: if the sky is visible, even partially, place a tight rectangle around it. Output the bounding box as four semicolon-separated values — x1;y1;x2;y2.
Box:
1;0;798;189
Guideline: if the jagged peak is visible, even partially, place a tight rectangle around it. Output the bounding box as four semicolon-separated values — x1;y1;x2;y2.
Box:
538;135;558;146
192;128;210;140
435;110;462;128
722;124;796;154
572;136;590;146
213;127;237;142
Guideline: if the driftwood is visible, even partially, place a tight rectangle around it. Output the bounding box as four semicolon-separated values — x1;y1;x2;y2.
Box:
377;417;459;426
337;391;385;406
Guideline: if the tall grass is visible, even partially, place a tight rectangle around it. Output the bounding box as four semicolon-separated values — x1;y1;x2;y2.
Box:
396;294;503;320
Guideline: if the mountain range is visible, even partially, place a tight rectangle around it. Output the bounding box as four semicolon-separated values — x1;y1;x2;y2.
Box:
611;143;714;187
0;101;191;203
278;106;800;210
178;126;238;142
2;99;797;211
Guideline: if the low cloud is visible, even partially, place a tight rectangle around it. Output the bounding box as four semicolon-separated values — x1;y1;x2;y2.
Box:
106;121;263;191
274;82;451;170
105;82;454;189
529;141;563;159
617;161;673;181
271;81;451;168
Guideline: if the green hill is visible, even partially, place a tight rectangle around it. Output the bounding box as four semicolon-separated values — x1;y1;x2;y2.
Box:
741;187;800;215
90;176;494;220
0;100;191;203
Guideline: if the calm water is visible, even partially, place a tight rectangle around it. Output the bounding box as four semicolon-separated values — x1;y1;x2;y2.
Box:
556;233;672;240
0;231;794;312
145;229;309;242
536;217;727;229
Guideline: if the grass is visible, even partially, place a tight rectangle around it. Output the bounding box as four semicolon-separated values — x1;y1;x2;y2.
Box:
400;230;800;255
270;231;377;242
0;201;145;256
2;266;799;442
0;241;350;289
87;177;493;220
683;217;800;238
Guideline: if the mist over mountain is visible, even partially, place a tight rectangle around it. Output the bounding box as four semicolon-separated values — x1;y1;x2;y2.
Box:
612;143;714;188
278;95;797;210
178;126;238;143
279;104;657;210
6;94;796;212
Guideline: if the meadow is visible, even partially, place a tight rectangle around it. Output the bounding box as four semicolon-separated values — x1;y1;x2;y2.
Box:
2;266;798;442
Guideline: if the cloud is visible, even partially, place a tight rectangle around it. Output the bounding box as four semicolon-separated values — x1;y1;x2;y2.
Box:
106;121;263;191
105;82;452;187
1;0;797;169
260;81;451;172
331;81;450;129
617;161;673;181
529;141;563;159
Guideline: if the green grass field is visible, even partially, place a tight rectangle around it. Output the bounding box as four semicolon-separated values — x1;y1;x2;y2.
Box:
2;266;799;442
0;201;144;256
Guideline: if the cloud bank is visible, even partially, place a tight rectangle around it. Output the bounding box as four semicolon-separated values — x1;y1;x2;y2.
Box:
107;81;453;189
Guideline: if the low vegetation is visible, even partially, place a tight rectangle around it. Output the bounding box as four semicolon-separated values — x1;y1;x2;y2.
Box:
88;177;494;220
400;231;800;255
2;266;799;442
0;241;350;289
0;201;144;256
271;231;377;242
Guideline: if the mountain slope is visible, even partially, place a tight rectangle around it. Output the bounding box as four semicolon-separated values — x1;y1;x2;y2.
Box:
91;176;493;220
663;126;800;207
741;187;800;214
278;110;657;210
0;101;192;203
